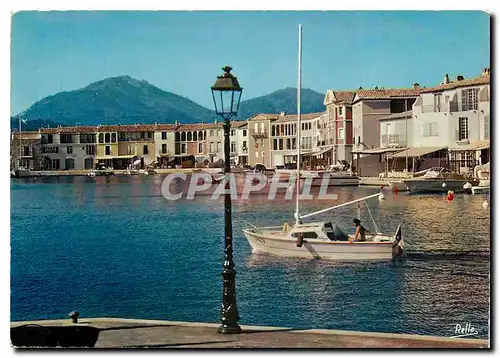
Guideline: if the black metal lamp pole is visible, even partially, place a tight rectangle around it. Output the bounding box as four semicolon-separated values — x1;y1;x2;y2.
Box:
211;66;243;334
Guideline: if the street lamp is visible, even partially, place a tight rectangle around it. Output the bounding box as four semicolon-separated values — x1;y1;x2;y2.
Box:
211;65;243;334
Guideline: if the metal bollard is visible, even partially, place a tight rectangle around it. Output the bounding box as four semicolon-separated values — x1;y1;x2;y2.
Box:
69;311;80;324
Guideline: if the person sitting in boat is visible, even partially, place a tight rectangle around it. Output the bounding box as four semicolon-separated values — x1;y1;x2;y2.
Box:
350;219;366;243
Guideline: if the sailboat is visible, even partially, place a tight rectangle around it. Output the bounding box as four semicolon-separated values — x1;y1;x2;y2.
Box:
242;25;404;261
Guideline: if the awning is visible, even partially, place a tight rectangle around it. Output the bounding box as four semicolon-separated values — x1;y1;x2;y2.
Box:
449;140;490;152
174;154;194;158
311;147;334;157
353;147;407;155
95;155;135;160
389;147;446;158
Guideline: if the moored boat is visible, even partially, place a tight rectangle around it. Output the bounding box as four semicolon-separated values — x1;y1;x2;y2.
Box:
402;167;478;193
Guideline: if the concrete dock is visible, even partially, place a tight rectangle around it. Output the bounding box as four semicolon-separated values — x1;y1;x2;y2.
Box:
10;318;489;348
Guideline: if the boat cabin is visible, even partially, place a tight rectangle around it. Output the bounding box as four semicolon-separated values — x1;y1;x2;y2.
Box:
286;222;349;241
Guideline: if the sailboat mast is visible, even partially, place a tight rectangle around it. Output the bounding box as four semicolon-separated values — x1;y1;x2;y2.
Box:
295;24;302;225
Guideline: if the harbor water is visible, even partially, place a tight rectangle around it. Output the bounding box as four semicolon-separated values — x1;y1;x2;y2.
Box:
10;175;490;339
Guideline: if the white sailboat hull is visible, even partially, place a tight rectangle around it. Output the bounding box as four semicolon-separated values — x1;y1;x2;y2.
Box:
243;229;403;261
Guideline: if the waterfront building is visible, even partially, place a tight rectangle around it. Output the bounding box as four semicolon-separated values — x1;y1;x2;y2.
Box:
247;112;325;169
350;86;420;176
154;124;179;167
323;90;356;164
10;131;41;170
41;126;97;170
409;69;491;174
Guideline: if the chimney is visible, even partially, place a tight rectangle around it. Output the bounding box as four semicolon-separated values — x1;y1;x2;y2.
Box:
482;68;490;76
280;111;285;116
374;86;379;90
413;83;420;90
456;75;464;81
175;120;179;125
444;73;450;84
214;118;218;124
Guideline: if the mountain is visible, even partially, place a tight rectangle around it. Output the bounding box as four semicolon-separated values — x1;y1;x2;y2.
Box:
235;87;325;119
15;76;216;127
13;77;326;130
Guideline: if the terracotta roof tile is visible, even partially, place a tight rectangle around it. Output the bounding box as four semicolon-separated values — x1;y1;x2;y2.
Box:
353;88;419;102
331;91;356;104
419;74;490;93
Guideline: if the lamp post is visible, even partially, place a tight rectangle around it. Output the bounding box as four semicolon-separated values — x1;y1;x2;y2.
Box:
211;66;243;334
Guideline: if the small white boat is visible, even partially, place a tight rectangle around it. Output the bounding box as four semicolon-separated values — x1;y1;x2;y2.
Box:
243;220;403;261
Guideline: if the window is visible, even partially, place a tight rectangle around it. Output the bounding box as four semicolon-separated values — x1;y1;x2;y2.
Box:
434;94;442;112
162;132;167;140
175;143;181;155
162;143;167;154
51;159;60;170
47;134;53;144
459;117;469;140
231;129;236;136
243;129;247;137
60;134;73;144
80;134;96;143
279;138;283;150
338;107;343;116
461;88;479;111
143;145;149;155
231;141;236;153
187;132;192;141
217;130;221;137
175;132;181;142
67;146;73;154
255;151;259;158
65;158;75;170
193;132;198;141
210;130;214;137
23;146;30;156
105;145;111;155
209;142;214;153
460;152;471;168
286;138;291;150
111;133;117;143
271;126;276;136
85;145;96;155
216;142;221;152
98;133;104;143
273;139;278;150
84;158;93;169
292;138;296;150
127;145;133;155
181;143;187;154
260;139;265;149
243;140;247;149
181;132;186;141
292;231;318;239
105;133;111;143
42;146;59;154
338;128;345;140
198;142;203;154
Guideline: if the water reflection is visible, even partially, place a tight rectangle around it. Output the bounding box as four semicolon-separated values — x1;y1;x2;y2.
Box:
10;176;490;338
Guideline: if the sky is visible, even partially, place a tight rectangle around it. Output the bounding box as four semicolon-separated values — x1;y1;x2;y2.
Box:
10;10;490;115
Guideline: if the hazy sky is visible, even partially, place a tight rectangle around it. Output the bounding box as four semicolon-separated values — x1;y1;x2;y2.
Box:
11;10;490;115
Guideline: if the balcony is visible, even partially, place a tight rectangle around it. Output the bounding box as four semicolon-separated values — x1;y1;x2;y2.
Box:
381;134;406;148
250;129;268;138
241;146;248;154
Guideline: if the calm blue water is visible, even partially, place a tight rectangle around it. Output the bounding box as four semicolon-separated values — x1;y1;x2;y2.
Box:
11;175;490;339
